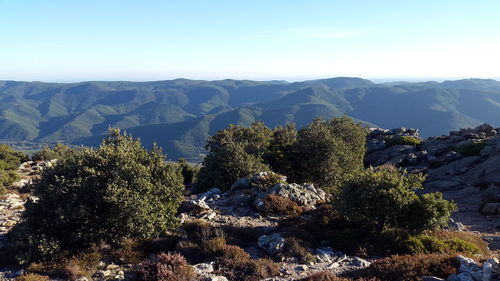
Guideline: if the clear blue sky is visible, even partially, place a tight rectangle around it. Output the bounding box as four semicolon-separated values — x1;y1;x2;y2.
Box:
0;0;499;82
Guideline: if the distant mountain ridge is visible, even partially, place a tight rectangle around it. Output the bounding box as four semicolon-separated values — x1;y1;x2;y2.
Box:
1;77;499;160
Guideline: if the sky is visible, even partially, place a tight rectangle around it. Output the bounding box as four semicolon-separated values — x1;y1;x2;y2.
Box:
0;0;499;82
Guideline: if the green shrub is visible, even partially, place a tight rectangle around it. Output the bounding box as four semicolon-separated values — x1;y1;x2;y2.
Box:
385;136;422;147
0;160;18;194
452;141;487;156
31;144;76;161
11;129;184;263
336;166;456;236
0;144;25;194
291;117;367;188
404;233;483;256
196;122;272;191
177;158;200;186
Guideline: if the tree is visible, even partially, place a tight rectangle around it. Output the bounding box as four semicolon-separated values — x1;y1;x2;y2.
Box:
196;122;272;191
291;117;367;187
0;144;25;194
264;124;298;177
336;166;456;236
31;143;76;161
11;129;184;263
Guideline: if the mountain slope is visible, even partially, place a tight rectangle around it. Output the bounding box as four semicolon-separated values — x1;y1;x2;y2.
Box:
1;77;500;159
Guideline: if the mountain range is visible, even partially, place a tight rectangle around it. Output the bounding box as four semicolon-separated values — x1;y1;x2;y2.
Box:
1;77;500;160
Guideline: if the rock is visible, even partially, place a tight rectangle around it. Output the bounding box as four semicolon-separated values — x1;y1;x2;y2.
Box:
481;203;500;215
447;273;474;281
427;156;480;181
422;277;445;281
231;178;251;190
425;180;462;190
258;233;286;256
294;265;308;273
469;270;482;281
254;183;326;211
344;256;371;268
447;218;467;231
457;256;481;273
205;277;229;281
193;262;215;274
480;145;494;157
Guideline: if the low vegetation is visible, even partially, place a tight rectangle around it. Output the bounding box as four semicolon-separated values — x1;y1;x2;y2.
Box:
11;129;184;263
196;117;367;191
452;141;487;156
385;136;422;147
0;144;27;194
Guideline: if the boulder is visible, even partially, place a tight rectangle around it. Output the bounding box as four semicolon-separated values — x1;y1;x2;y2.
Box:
257;233;286;256
254;183;327;211
480;203;500;215
457;256;481;273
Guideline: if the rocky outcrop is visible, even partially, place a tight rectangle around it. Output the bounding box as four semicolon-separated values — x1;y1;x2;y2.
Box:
254;183;327;211
365;123;500;190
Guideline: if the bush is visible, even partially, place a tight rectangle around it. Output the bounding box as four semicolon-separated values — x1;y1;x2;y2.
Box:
452;141;487;156
196;122;272;191
63;251;102;280
0;144;25;194
385;136;422;147
356;254;459;281
139;252;197;281
262;194;304;217
31;144;76;161
336;166;456;236
404;231;487;256
11;129;184;263
291;117;367;188
0;160;18;194
250;171;287;190
219;257;279;281
178;158;199;186
16;273;49;281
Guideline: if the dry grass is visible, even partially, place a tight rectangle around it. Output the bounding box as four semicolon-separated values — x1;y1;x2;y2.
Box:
262;194;304;217
353;253;459;281
16;273;49;281
139;252;197;281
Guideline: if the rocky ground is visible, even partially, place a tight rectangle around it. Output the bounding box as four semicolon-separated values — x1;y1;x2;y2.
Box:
1;124;500;280
366;124;500;253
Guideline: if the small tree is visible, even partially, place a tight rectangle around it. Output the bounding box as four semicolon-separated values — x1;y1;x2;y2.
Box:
31;143;76;161
196;122;272;191
291;117;367;187
11;129;184;263
0;144;25;194
336;166;456;236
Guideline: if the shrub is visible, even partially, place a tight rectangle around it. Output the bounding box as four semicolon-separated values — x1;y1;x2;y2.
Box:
139;252;197;281
219;257;279;281
291;117;367;188
357;254;459;281
178;158;199;186
336;166;456;236
0;144;25;194
264;124;298;176
63;251;102;280
284;237;315;263
404;231;486;256
0;160;18;194
16;273;49;281
262;194;304;217
111;238;146;264
250;171;287;190
196;122;273;191
11;129;184;263
385;136;422;147
219;244;251;260
300;272;380;281
31;144;76;161
452;141;487;156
